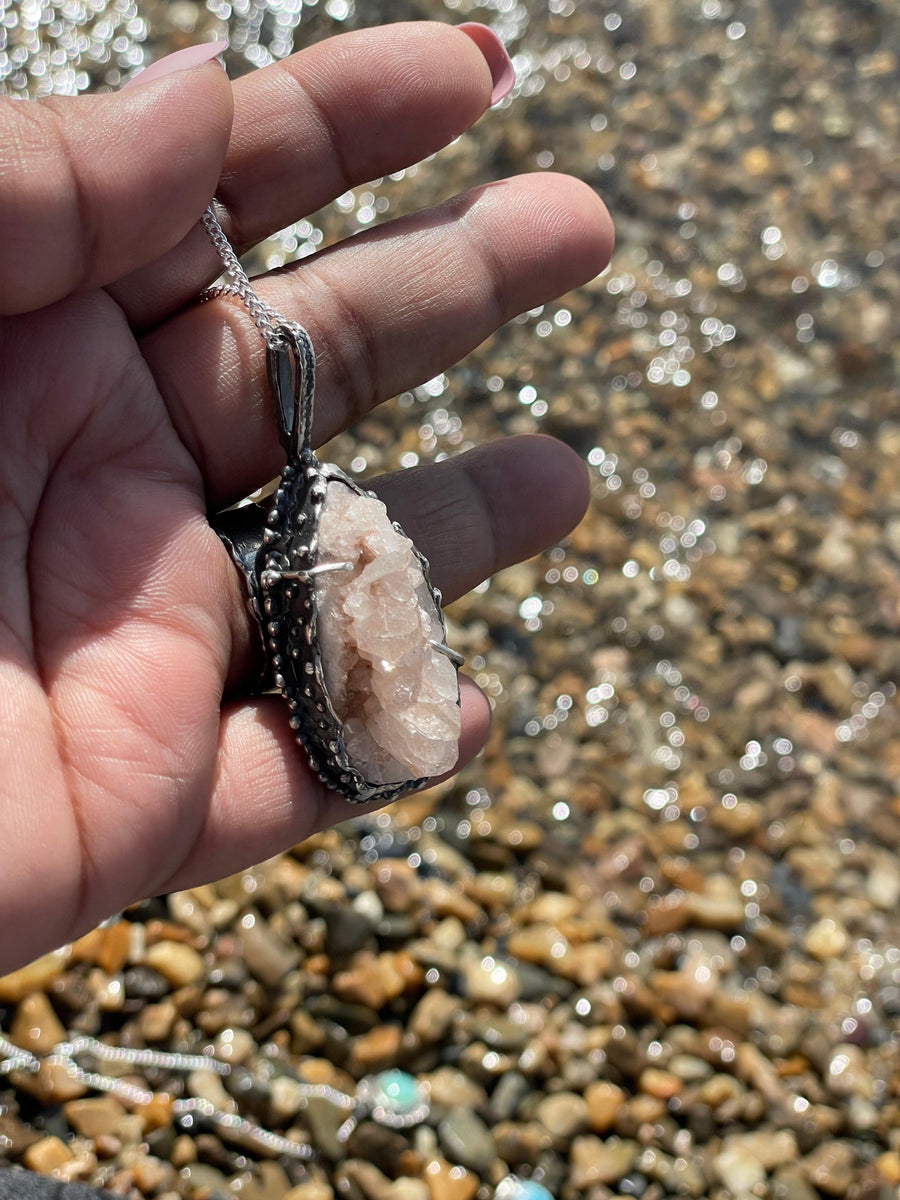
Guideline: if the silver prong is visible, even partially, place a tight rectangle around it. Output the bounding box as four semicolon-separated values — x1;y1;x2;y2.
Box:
304;561;354;579
430;640;465;667
278;561;355;580
268;561;354;584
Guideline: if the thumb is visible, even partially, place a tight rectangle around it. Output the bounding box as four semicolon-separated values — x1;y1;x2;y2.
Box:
0;43;233;316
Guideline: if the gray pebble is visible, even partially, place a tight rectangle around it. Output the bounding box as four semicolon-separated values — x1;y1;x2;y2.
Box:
437;1108;497;1174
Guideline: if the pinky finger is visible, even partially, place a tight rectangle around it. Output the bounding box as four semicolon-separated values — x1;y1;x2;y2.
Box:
156;678;491;893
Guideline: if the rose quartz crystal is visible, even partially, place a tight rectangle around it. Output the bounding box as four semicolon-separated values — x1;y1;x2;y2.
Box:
314;482;461;784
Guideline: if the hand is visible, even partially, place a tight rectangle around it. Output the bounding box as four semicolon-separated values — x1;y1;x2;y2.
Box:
0;22;613;973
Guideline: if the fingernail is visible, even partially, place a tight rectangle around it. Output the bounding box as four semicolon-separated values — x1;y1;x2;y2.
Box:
123;40;228;90
458;23;515;106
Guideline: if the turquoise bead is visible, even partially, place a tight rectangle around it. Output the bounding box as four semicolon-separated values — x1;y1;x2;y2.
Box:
372;1069;420;1113
496;1177;554;1200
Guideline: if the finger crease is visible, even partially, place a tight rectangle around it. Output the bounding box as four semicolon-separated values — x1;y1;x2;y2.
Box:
454;458;501;578
46;105;100;293
298;268;381;431
457;203;510;328
271;62;356;205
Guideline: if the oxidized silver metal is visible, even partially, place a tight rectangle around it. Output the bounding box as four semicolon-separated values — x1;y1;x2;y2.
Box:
212;322;461;804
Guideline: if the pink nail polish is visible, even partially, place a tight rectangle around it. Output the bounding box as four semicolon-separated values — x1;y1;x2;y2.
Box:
458;23;515;106
123;40;228;90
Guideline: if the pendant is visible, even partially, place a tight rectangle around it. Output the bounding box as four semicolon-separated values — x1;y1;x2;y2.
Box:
213;323;463;804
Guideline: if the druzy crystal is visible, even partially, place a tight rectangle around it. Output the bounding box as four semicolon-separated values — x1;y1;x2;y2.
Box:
314;481;460;785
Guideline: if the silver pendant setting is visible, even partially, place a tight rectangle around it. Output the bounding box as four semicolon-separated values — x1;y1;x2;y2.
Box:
212;323;462;805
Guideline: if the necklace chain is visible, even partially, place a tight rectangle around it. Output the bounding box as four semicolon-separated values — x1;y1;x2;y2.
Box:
200;203;296;350
200;202;317;456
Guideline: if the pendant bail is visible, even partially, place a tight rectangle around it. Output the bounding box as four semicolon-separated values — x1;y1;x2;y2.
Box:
266;321;316;459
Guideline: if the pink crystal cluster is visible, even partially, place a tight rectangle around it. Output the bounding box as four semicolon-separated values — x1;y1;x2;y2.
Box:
314;482;460;785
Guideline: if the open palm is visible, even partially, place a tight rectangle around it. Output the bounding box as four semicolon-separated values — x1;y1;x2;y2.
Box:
0;22;613;974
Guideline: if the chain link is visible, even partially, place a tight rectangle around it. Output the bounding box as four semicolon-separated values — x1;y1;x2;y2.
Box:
200;203;294;350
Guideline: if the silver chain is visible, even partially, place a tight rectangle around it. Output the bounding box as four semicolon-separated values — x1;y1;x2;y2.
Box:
0;1031;428;1158
200;203;296;350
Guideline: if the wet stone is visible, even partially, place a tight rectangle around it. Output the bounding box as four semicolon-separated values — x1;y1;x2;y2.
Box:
714;1144;767;1195
123;965;172;1000
143;941;205;989
303;1096;347;1161
802;1141;857;1196
437;1108;497;1174
570;1136;638;1188
489;1072;531;1121
320;904;377;958
22;1135;74;1174
534;1091;589;1142
64;1096;127;1140
345;1121;410;1177
239;910;300;986
584;1081;626;1132
9;993;66;1057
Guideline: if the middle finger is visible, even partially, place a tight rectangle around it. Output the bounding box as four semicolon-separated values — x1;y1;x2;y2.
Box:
142;170;613;507
112;22;504;329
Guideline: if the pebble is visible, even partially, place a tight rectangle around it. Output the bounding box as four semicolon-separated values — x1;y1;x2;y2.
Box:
64;1096;127;1140
492;1121;553;1164
142;940;205;988
569;1137;638;1188
408;989;458;1043
534;1091;589;1141
0;948;71;1002
139;998;177;1042
769;1166;819;1200
877;1153;900;1186
239;909;301;986
8;992;67;1056
130;1153;172;1193
866;860;900;909
321;904;377;957
123;965;171;999
639;1148;707;1198
637;1067;682;1100
212;1025;256;1065
302;1096;347;1161
23;1134;75;1174
187;1068;236;1113
12;1060;87;1104
667;1054;713;1083
460;955;520;1007
713;1145;767;1195
349;1023;403;1071
584;1081;626;1132
802;1141;856;1195
290;1007;326;1054
825;1044;873;1100
425;1066;487;1108
490;1071;531;1121
683;876;747;930
177;1162;231;1194
283;1184;335;1200
803;918;850;962
424;1158;479;1200
133;1092;174;1133
719;1131;799;1172
437;1109;497;1174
